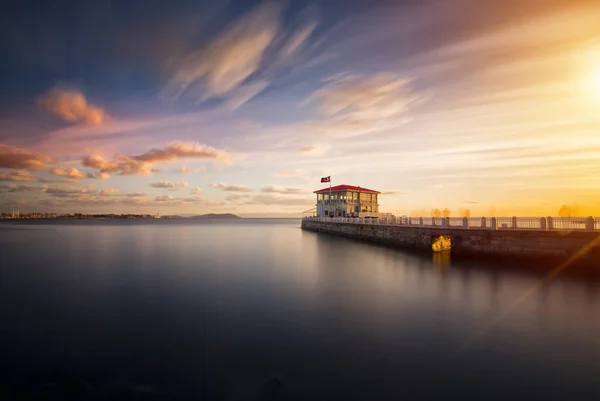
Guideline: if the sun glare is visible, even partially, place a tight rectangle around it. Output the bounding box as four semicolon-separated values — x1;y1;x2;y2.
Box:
583;49;600;102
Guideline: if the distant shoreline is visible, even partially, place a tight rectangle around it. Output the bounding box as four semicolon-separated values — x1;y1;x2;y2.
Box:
0;213;243;221
0;216;305;222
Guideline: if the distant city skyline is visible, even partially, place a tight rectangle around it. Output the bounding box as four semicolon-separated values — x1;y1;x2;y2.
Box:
1;0;600;217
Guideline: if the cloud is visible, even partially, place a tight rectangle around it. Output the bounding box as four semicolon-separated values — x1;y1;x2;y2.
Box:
50;166;87;179
155;195;175;202
0;184;35;193
260;186;308;195
98;188;119;196
463;200;481;204
83;141;231;176
381;190;409;196
0;170;39;182
225;194;251;202
165;2;280;106
180;165;207;174
210;182;252;192
135;141;231;163
300;145;317;153
42;186;95;198
123;192;147;198
225;80;271;109
307;73;420;136
299;144;327;156
37;88;109;125
278;20;317;59
149;180;189;190
88;172;111;180
153;194;221;206
0;144;54;170
190;186;203;194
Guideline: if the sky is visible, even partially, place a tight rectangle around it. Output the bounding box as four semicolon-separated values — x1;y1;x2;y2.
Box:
1;0;600;217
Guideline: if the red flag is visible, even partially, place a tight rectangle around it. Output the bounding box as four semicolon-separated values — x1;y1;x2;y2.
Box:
321;176;330;183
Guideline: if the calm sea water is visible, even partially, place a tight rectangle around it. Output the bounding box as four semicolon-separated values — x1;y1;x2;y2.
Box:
1;219;599;400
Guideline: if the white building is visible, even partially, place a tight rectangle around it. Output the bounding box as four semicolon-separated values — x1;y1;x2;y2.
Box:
314;184;380;218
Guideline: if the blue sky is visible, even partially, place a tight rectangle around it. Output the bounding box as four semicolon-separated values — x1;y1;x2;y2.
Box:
1;0;600;216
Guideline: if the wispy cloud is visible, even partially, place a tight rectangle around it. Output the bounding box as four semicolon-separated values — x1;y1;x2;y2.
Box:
380;190;408;196
0;144;54;170
260;186;308;195
123;192;147;198
37;88;109;125
278;20;318;59
154;195;222;206
210;182;252;192
149;180;189;190
299;144;328;156
190;186;203;194
98;188;119;196
180;165;208;174
307;73;420;137
225;194;251;202
164;2;280;107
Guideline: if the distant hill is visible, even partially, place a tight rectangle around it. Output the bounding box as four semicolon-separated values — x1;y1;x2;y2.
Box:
188;213;242;220
239;212;302;218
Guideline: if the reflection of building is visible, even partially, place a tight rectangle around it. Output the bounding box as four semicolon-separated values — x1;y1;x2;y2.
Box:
314;184;380;218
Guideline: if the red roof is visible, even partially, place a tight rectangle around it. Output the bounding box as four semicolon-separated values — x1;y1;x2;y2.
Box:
314;184;380;194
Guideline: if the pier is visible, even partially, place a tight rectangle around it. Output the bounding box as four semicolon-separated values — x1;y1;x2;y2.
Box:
301;216;600;267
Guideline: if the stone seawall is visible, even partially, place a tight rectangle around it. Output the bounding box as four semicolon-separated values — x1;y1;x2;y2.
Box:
301;220;600;267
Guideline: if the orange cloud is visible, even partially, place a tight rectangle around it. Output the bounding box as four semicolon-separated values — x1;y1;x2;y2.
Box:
210;182;252;192
83;141;231;176
0;170;39;182
37;88;109;125
50;166;87;179
180;165;208;174
0;144;54;170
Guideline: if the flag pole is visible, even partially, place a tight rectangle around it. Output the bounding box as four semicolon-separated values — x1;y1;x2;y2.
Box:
329;177;332;218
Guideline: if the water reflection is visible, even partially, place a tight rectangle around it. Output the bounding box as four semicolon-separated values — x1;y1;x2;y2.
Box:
1;220;599;400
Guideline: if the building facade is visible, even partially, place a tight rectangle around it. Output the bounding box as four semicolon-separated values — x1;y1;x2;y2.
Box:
314;185;380;218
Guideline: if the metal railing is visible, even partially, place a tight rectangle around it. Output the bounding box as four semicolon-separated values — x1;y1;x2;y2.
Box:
303;216;600;232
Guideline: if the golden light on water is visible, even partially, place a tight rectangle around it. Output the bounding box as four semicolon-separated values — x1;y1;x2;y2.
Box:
432;235;452;252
